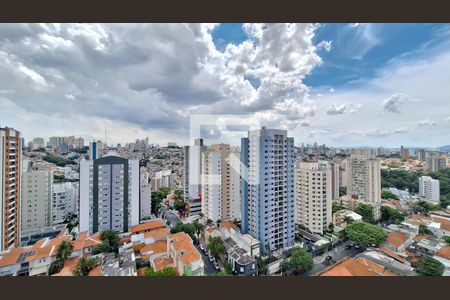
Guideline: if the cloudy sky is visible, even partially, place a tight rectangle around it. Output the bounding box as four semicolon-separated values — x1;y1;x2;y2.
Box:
0;23;449;148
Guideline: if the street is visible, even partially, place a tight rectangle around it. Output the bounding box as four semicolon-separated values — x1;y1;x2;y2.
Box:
161;206;181;226
299;240;365;276
194;244;219;275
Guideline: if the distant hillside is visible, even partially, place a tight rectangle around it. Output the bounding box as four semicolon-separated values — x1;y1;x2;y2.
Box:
440;145;450;151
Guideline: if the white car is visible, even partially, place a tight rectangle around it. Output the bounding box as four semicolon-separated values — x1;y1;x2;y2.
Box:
200;244;205;251
214;262;220;270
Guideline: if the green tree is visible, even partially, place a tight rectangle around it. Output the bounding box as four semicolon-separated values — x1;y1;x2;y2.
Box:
355;203;375;224
174;200;188;217
207;236;226;259
93;230;120;254
144;266;177;276
56;240;73;260
381;191;399;200
223;261;233;275
419;225;433;236
380;206;404;224
48;259;64;275
192;219;204;239
281;247;314;274
170;222;197;241
442;236;450;246
332;202;345;214
345;222;387;246
174;189;184;200
73;257;100;276
416;256;444;276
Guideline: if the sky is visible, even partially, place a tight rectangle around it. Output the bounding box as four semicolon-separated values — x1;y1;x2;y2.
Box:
0;23;450;148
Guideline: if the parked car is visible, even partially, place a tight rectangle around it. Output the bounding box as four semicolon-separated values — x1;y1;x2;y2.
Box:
214;262;220;270
325;256;333;261
345;245;352;250
209;256;214;262
348;242;355;247
354;244;361;249
200;244;205;251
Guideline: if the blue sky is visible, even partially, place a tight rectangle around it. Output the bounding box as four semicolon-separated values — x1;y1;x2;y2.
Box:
212;23;447;89
1;24;449;147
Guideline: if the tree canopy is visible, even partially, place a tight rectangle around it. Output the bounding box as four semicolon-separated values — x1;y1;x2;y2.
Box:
170;222;197;241
355;203;375;224
144;266;177;276
381;191;399;200
93;230;120;254
56;240;73;260
281;247;314;274
73;257;100;276
207;236;226;259
345;222;387;246
380;206;404;224
416;256;444;276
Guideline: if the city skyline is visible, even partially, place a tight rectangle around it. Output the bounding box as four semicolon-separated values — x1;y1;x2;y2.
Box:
0;24;449;147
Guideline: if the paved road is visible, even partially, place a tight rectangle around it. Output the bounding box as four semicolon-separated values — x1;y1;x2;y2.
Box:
161;207;181;226
195;244;219;275
299;240;365;276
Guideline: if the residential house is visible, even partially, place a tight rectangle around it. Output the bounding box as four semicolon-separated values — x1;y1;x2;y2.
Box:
317;257;396;276
434;246;450;276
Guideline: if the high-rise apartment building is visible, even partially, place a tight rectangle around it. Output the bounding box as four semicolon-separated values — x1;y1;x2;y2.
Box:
21;171;53;231
347;154;381;220
426;156;447;172
419;176;440;204
89;140;100;160
400;145;410;160
151;170;175;191
184;139;205;200
241;127;295;255
51;182;78;225
139;167;151;220
201;144;241;222
0;126;22;250
79;152;140;233
295;161;332;235
329;161;340;200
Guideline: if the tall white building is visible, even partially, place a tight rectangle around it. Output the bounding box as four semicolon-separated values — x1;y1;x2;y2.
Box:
0;126;22;250
140;167;152;220
79;152;140;233
419;176;440;204
295;161;332;235
347;154;381;220
185;138;205;200
21;171;53;231
201;144;241;222
241;127;295;255
51;182;78;225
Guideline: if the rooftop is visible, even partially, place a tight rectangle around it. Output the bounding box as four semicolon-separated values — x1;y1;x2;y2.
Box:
168;232;201;265
131;219;166;234
386;231;408;249
436;245;450;260
318;257;396;276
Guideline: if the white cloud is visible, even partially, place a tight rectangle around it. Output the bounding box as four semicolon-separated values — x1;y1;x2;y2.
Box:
417;117;437;126
381;93;410;113
326;103;346;115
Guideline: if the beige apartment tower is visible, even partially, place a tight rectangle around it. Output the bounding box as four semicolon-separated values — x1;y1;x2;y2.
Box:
295;161;332;235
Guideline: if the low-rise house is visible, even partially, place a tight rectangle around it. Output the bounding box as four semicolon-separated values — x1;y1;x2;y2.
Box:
139;240;167;262
131;219;166;235
357;248;415;276
430;209;450;221
385;231;411;253
332;209;362;228
405;214;450;238
224;237;257;276
167;232;204;276
52;257;80;276
131;228;169;245
0;233;72;276
70;231;102;257
317;257;396;276
433;245;450;276
219;221;260;257
414;235;445;257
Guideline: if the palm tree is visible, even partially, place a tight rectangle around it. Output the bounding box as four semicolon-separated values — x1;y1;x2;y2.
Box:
56;240;73;261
